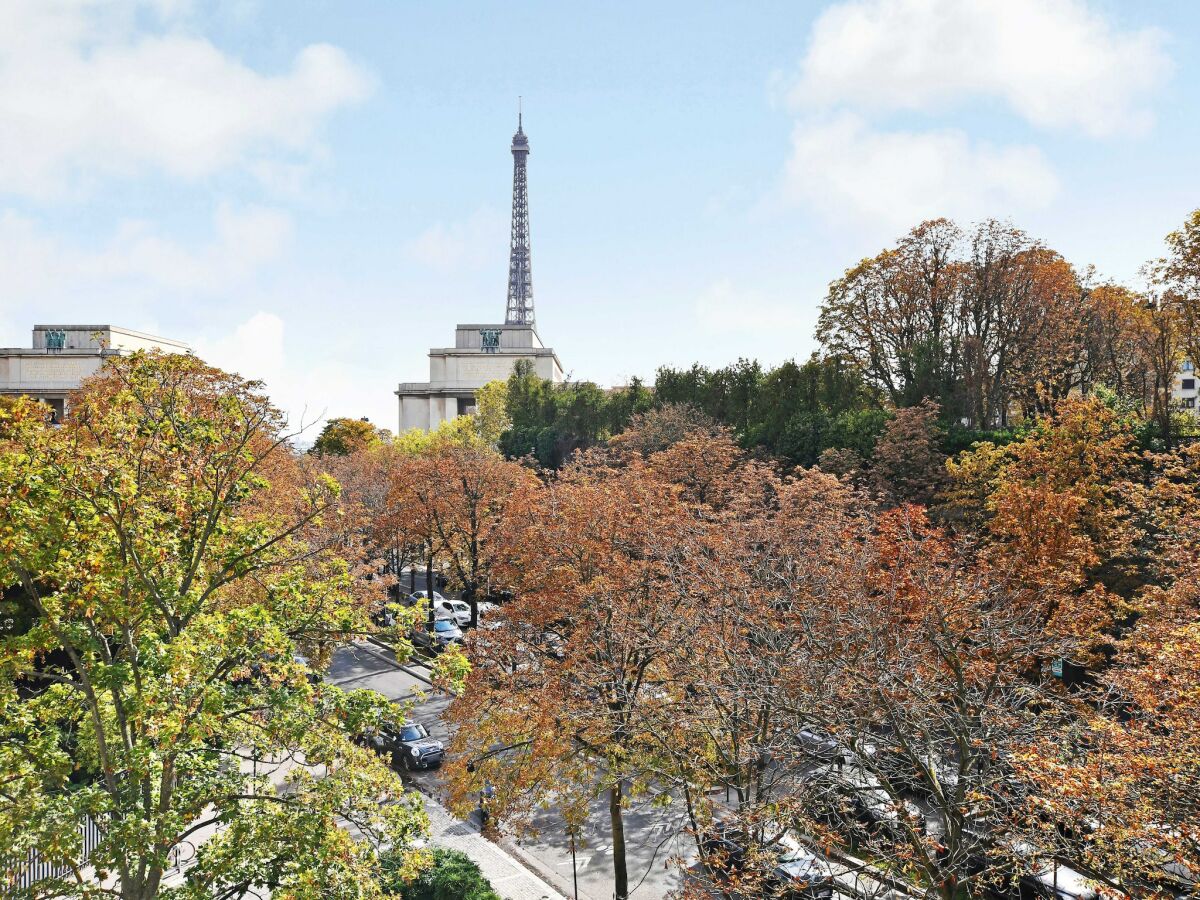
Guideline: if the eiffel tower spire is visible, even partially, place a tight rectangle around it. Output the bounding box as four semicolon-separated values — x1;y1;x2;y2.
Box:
505;102;534;326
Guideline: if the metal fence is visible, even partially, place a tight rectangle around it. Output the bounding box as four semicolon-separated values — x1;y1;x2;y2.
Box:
3;815;104;893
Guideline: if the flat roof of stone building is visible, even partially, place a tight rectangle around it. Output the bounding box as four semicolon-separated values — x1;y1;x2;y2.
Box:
31;325;190;350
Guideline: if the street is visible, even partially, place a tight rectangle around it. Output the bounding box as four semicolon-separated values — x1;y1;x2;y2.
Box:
326;638;690;899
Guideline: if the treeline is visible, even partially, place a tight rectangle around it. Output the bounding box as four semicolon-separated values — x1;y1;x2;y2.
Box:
496;361;654;466
819;216;1198;439
492;209;1200;467
496;354;891;468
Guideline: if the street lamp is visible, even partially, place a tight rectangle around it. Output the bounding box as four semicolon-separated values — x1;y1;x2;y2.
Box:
464;740;534;835
464;739;533;773
463;739;579;897
566;821;580;900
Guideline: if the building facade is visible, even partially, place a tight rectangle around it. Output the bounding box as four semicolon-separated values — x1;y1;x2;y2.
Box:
1174;358;1198;413
0;324;190;421
395;113;565;433
396;324;563;431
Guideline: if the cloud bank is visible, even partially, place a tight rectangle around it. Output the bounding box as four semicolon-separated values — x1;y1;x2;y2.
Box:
0;0;373;198
780;0;1170;230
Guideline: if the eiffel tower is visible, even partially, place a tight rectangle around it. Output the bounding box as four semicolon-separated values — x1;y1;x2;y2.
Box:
505;107;534;327
395;109;565;434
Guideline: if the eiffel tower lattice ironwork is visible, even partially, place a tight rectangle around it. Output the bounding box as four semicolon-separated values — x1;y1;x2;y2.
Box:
505;107;534;326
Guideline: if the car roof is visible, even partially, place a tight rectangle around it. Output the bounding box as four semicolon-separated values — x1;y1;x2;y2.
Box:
777;853;829;879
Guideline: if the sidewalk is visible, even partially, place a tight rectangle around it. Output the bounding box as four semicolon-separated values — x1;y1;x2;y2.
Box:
421;794;565;900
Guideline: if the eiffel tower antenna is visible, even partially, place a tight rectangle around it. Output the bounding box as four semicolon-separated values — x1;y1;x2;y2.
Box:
505;103;534;326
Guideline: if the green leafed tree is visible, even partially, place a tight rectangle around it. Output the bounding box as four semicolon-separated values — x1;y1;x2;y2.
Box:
310;416;390;457
378;847;499;900
0;352;426;900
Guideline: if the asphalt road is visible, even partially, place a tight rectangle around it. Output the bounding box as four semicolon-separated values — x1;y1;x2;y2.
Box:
326;639;434;703
326;638;691;899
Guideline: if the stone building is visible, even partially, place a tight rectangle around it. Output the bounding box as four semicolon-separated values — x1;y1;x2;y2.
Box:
396;323;562;432
396;113;565;433
1174;359;1199;414
0;324;190;421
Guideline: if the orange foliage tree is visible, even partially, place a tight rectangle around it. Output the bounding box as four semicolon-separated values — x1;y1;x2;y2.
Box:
444;449;709;900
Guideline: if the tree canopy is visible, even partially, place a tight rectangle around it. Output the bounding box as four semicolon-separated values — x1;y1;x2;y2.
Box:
0;353;426;899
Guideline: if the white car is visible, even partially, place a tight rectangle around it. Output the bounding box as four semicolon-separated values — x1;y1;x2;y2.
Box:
433;598;473;627
409;589;447;604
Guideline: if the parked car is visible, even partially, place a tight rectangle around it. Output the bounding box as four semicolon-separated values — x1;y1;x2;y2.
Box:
845;780;926;838
1004;843;1098;900
411;615;463;650
793;727;851;767
701;820;837;899
409;589;448;605
292;652;322;685
356;720;446;771
805;763;926;839
699;820;749;878
1020;861;1099;900
770;834;837;899
873;745;961;801
393;721;446;770
433;598;473;627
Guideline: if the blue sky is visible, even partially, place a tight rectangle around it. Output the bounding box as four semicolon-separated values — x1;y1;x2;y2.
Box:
1;0;1198;432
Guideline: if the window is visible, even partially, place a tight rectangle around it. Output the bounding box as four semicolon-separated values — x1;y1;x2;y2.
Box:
400;724;428;741
1181;397;1197;409
1183;378;1197;391
1184;360;1195;372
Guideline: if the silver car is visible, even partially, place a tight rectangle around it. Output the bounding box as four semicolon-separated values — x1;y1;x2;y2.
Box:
412;615;463;649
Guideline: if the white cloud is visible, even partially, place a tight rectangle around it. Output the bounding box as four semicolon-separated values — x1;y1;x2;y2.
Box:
785;113;1059;232
695;280;809;335
0;0;372;198
404;207;509;271
791;0;1169;137
0;203;292;299
193;311;286;387
193;311;393;439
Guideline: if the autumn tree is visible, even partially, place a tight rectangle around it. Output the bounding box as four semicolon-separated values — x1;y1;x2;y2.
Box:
1014;441;1200;896
1152;207;1200;369
311;416;390;457
1133;296;1188;447
815;218;1168;431
444;451;706;900
386;452;452;625
407;445;533;626
658;466;877;885
315;441;411;615
0;353;426;899
607;402;721;456
768;508;1072;900
942;395;1146;661
1078;283;1156;413
818;219;961;413
871;399;948;506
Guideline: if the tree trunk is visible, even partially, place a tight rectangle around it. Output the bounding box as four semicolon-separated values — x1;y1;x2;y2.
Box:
465;583;477;629
610;780;629;900
426;553;435;627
